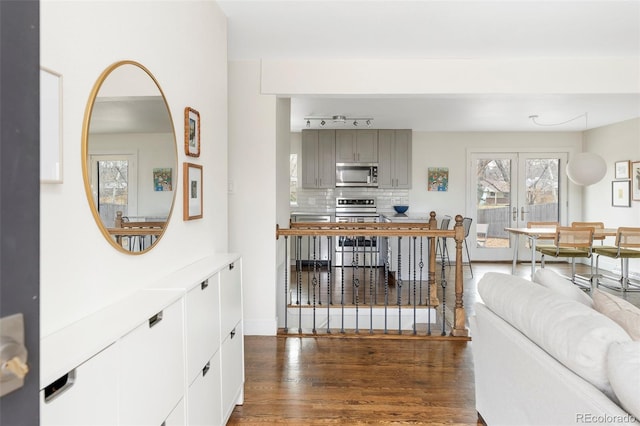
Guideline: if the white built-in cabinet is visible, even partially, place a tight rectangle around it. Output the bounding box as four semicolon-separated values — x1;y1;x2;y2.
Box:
335;129;378;163
377;129;412;189
301;129;336;188
40;254;243;426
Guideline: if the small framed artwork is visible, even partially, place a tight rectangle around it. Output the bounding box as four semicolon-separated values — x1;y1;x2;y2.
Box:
40;67;63;183
153;168;172;191
614;160;630;180
183;162;203;220
428;167;449;191
632;161;640;201
612;180;631;207
184;107;200;157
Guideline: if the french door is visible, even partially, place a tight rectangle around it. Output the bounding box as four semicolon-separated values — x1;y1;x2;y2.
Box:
468;151;568;261
89;154;138;227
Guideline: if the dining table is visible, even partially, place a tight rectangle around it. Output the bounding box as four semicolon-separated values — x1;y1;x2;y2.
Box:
504;226;618;278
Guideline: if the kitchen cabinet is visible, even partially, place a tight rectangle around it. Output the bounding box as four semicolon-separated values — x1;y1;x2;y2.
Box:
40;254;243;426
301;129;335;188
336;129;378;163
378;129;412;189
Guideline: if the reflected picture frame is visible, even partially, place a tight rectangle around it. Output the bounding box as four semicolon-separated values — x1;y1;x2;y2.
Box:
614;160;630;180
184;107;200;157
183;162;203;220
632;161;640;201
612;180;631;207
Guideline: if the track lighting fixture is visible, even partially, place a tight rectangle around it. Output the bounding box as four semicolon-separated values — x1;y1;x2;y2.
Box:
304;115;374;129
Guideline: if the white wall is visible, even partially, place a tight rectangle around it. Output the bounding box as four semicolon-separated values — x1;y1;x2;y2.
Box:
584;118;640;274
40;0;228;336
228;60;278;335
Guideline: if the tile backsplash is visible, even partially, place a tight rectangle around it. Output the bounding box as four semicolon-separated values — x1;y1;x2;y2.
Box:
293;187;409;213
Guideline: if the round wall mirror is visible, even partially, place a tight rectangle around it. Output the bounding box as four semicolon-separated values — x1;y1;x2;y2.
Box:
82;61;177;254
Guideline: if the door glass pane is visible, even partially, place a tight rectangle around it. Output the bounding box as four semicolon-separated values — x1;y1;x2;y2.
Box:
524;158;559;222
475;159;511;248
97;159;129;227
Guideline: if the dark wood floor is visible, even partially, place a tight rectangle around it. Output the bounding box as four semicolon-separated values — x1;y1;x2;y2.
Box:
228;262;639;425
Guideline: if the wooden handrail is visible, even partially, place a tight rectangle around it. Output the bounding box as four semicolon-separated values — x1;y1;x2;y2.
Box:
276;213;468;337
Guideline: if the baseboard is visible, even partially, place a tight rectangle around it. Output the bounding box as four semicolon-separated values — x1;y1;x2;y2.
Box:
243;317;278;336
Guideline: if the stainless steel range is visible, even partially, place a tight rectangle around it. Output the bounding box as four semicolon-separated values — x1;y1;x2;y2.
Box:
335;197;381;266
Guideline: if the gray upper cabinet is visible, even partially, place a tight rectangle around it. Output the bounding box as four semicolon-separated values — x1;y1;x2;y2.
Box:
302;130;336;188
377;129;412;189
336;129;378;163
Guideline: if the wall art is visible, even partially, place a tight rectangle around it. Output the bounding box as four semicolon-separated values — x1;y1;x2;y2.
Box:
428;167;449;191
612;180;631;207
614;160;630;180
40;67;63;183
184;107;200;157
632;161;640;201
153;168;172;191
183;162;203;220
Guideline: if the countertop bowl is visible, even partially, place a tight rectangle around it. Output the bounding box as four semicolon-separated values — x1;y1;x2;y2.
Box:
393;205;409;214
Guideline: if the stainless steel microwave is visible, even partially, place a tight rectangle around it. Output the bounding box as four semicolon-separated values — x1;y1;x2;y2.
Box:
336;163;378;187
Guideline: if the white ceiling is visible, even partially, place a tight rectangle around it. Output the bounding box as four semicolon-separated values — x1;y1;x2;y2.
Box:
218;0;640;132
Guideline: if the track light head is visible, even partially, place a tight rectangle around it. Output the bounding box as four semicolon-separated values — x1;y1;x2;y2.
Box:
306;120;310;128
320;120;326;126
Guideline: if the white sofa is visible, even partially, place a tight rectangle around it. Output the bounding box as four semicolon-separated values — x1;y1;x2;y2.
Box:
471;271;640;426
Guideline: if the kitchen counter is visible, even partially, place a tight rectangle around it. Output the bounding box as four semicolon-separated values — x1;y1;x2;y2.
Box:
380;212;431;222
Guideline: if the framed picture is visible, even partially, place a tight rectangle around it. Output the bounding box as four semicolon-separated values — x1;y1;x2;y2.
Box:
184;107;200;157
612;180;631;207
614;160;630;179
427;167;449;191
40;67;63;183
153;168;172;191
183;162;203;220
632;161;640;201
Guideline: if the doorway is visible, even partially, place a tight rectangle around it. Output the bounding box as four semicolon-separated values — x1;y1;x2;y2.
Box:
89;154;138;227
468;151;568;261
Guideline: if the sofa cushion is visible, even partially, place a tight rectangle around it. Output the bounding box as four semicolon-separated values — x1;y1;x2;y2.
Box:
478;272;632;400
592;289;640;341
533;268;593;307
608;341;640;418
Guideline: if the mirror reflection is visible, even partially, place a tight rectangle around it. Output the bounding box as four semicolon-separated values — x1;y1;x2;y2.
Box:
82;61;177;254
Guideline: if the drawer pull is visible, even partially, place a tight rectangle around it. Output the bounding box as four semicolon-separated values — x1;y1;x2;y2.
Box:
201;279;209;290
202;361;211;377
43;370;76;403
229;262;235;270
148;311;163;328
230;327;236;339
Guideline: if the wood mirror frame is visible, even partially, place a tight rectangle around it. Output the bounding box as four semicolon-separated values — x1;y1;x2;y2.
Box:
81;60;177;254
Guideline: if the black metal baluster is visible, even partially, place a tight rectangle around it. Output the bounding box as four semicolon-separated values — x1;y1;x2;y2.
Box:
297;237;303;334
341;238;345;333
412;236;417;335
369;238;374;334
316;236;322;306
397;236;402;334
419;237;424;306
441;256;447;336
326;236;332;334
306;236;311;305
384;237;390;334
427;236;432;336
354;236;360;334
284;235;289;333
312;236;317;334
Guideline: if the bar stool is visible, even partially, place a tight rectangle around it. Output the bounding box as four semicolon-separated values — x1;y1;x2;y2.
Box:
594;227;640;292
436;215;451;266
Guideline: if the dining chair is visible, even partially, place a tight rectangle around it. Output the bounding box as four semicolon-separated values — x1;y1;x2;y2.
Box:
462;217;473;278
436;215;451;266
537;226;594;288
572;221;606;245
593;227;640;292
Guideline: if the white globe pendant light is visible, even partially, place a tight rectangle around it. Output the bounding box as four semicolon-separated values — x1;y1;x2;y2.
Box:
566;152;607;186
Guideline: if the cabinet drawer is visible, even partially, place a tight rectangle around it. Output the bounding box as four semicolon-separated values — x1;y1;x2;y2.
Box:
186;274;220;382
188;351;222;426
220;260;242;336
118;299;185;426
163;397;185;426
221;321;244;422
40;343;118;426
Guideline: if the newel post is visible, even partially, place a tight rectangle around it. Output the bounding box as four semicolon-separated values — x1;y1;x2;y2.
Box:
428;211;440;307
452;215;469;337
